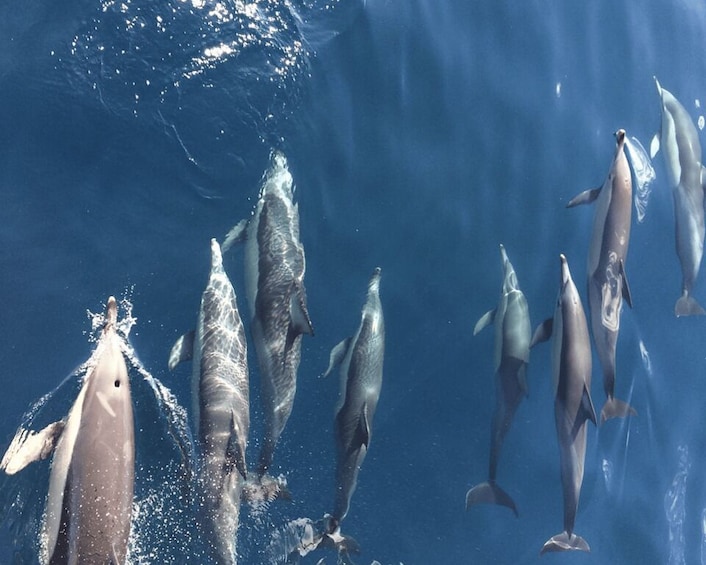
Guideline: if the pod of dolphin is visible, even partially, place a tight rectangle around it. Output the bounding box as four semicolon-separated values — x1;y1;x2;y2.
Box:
0;152;385;564
1;75;704;563
466;77;706;555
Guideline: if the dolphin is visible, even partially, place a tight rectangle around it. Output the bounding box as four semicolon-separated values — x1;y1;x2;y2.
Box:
531;255;597;555
651;77;706;316
169;239;250;565
466;244;530;516
567;129;637;424
0;296;134;565
321;267;385;555
222;151;314;479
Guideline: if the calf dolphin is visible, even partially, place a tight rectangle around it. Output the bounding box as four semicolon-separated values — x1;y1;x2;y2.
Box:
651;78;706;316
223;151;314;479
567;129;637;424
169;239;250;565
531;255;597;555
466;244;530;516
321;267;385;554
1;296;135;565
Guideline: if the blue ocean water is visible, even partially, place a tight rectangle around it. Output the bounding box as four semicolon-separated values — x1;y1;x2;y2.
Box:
2;0;706;563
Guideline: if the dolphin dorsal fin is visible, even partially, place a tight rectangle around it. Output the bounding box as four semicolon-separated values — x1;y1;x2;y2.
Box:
357;403;371;448
473;308;496;335
227;413;248;481
567;188;601;208
289;285;314;337
620;259;633;308
168;330;195;371
322;338;351;378
582;383;598;427
530;318;553;348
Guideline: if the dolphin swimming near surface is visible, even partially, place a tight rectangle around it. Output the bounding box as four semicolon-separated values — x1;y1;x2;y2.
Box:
320;267;384;557
651;77;706;316
169;238;250;565
531;255;597;555
222;151;314;479
0;296;134;565
567;129;637;424
466;244;530;517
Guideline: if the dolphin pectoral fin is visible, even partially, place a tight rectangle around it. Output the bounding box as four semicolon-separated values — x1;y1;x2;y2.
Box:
600;397;637;425
540;531;590;555
322;338;351;378
701;165;706;191
567;188;601;208
227;413;248;480
473;308;496;335
465;481;518;517
290;286;314;337
356;404;371;448
0;421;65;475
675;293;706;317
530;318;553;348
168;330;195;370
221;218;249;253
620;259;633;308
650;133;660;159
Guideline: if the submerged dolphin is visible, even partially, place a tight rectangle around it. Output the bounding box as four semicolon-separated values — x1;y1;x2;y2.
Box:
1;296;134;564
223;151;314;478
651;78;706;316
531;255;597;555
321;267;385;553
169;239;250;565
466;244;530;516
567;129;637;424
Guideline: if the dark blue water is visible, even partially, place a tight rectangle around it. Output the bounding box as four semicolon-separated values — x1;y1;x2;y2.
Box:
2;0;706;563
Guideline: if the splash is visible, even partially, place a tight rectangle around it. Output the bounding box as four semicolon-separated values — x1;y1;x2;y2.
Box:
639;339;652;377
665;444;690;565
624;136;656;223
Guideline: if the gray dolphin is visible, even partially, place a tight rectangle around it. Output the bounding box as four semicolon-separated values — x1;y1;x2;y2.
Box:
223;151;314;479
321;267;384;552
567;129;637;424
169;239;250;565
651;77;706;316
466;244;530;516
531;255;597;555
0;296;134;564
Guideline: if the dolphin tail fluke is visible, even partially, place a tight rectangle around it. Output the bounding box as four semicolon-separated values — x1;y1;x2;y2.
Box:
540;531;590;555
465;481;518;517
600;397;637;425
242;473;291;506
675;293;706;317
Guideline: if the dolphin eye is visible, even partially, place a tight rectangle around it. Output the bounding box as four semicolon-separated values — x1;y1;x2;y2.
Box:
114;380;121;388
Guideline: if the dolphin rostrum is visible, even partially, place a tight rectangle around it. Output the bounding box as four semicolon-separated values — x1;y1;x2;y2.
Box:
169;238;250;565
466;244;530;516
531;255;597;555
321;267;385;555
651;78;706;316
222;151;314;480
1;296;135;564
567;129;637;424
